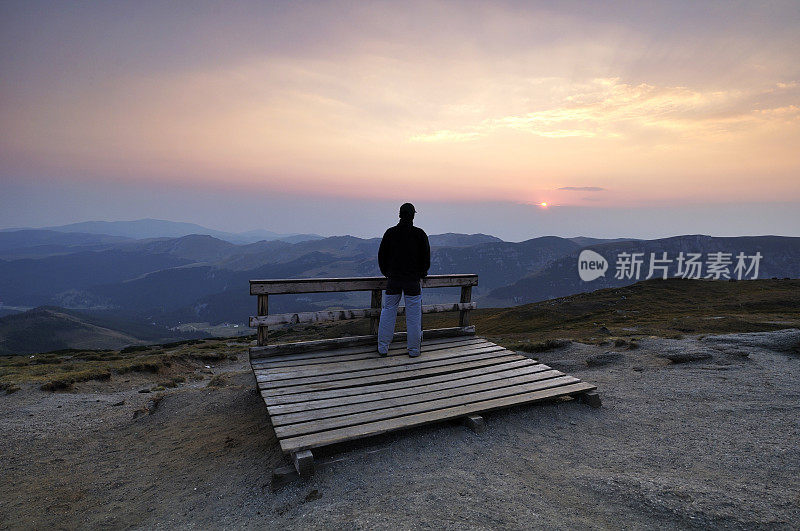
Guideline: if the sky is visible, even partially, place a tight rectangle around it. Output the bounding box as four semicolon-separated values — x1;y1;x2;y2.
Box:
1;0;799;240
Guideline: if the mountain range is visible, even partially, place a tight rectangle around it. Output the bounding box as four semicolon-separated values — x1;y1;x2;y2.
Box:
0;219;798;354
0;218;323;244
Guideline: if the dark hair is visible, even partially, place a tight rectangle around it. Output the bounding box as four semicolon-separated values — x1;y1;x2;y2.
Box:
399;202;416;219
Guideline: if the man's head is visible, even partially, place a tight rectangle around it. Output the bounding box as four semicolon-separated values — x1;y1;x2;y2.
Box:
399;202;416;220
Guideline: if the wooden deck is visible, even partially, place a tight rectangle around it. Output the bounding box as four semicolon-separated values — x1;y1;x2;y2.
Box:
250;332;597;457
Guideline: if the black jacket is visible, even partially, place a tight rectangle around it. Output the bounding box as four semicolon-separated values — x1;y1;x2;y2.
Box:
378;219;430;281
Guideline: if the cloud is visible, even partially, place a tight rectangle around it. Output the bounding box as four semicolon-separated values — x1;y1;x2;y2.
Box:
559;186;606;192
407;77;800;144
2;3;799;207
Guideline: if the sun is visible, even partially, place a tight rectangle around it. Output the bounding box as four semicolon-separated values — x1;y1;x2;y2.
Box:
539;202;548;208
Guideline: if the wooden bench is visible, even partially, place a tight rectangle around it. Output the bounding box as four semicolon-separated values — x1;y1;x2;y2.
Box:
249;274;479;347
247;274;599;484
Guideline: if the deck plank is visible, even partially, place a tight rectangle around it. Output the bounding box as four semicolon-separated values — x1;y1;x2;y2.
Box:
273;375;580;438
265;363;554;414
278;381;596;453
258;354;526;397
251;336;485;368
253;339;491;374
269;369;566;426
257;349;516;390
262;359;542;406
256;342;507;379
249;326;475;358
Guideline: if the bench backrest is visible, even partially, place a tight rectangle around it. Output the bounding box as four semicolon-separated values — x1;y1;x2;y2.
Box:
249;274;478;346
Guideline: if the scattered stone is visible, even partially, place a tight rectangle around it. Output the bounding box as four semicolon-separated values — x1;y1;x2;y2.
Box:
133;394;164;418
548;359;583;371
112;400;125;406
659;351;713;364
138;389;150;393
586;351;624;367
577;391;602;408
206;374;229;388
701;329;800;355
271;465;299;491
304;489;322;502
598;326;612;335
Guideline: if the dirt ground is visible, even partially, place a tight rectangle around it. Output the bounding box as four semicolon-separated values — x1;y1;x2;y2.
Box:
2;330;799;530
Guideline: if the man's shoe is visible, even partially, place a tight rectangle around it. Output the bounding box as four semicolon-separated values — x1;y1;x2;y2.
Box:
377;348;388;357
408;351;420;358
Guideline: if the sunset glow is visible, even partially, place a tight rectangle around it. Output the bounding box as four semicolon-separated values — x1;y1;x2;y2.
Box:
1;1;799;237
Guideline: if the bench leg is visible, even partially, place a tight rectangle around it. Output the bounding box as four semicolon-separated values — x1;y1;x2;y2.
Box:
462;414;486;434
576;391;602;408
293;449;315;478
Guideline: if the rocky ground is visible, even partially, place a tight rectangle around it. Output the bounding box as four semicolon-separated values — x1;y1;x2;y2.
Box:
1;329;799;529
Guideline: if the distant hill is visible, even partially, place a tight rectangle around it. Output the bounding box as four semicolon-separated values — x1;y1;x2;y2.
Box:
0;230;131;260
567;236;638;247
0;249;191;307
467;277;800;341
432;236;581;290
119;234;239;263
0;307;203;355
484;235;800;306
3;219;324;244
428;233;503;247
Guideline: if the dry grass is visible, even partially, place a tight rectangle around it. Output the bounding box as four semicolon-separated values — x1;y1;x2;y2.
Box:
0;338;249;391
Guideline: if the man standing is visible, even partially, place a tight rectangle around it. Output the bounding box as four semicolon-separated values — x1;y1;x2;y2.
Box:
377;202;431;357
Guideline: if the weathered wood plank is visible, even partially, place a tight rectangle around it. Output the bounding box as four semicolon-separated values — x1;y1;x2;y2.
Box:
293;450;314;478
273;375;579;438
251;337;489;369
259;353;524;396
264;363;552;413
250;274;478;295
262;359;542;406
255;342;505;380
279;381;596;453
249;326;475;359
459;285;472;328
249;302;477;327
257;294;269;347
369;289;382;335
256;347;512;389
269;369;566;426
253;341;490;373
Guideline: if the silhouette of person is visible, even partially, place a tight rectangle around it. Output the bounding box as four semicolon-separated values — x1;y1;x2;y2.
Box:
377;202;431;357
